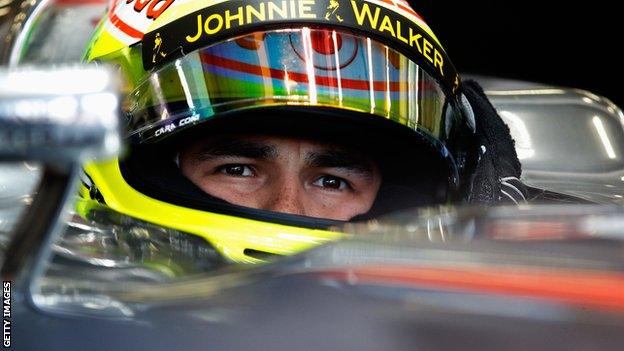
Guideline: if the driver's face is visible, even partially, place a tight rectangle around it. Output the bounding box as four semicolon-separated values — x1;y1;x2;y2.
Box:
179;135;381;220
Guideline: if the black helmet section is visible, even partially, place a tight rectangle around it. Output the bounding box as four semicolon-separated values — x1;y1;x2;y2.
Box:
119;106;468;227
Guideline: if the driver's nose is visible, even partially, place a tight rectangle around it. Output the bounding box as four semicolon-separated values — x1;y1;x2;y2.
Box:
263;178;305;216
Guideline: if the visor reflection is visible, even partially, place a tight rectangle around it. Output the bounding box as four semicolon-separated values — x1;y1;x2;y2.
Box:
126;28;448;143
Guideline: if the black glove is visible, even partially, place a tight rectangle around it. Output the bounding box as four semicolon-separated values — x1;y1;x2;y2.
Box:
459;80;528;205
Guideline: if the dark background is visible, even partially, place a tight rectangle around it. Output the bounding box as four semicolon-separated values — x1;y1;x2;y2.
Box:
412;1;623;107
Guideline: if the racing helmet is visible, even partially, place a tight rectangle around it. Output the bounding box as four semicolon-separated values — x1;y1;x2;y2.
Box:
81;0;478;263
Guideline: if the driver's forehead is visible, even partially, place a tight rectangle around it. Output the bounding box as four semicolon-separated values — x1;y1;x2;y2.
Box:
184;134;356;158
193;133;324;144
181;134;377;172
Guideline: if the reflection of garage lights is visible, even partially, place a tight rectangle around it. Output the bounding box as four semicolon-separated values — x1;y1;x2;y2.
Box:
302;27;318;105
582;97;594;104
332;30;343;105
81;93;118;127
47;96;78;121
149;72;168;121
175;59;195;111
486;89;566;96
366;37;374;113
592;116;616;159
2;69;111;95
499;111;534;159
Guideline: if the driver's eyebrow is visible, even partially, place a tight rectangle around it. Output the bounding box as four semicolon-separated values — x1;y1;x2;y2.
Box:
305;149;374;176
195;138;277;161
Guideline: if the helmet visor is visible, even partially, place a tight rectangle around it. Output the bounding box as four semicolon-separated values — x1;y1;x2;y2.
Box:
127;27;449;143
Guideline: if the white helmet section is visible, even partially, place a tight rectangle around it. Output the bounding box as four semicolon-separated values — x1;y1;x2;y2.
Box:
104;0;204;44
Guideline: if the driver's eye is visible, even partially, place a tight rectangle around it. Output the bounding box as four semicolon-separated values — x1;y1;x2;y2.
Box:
313;175;349;190
217;164;253;177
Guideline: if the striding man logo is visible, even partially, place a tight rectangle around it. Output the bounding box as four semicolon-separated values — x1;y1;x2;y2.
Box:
152;32;167;63
325;0;344;22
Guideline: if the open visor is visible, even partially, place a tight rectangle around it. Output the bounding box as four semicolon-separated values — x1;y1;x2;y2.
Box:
127;27;451;144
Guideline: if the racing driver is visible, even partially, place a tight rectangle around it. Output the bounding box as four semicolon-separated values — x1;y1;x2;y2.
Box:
80;0;527;262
